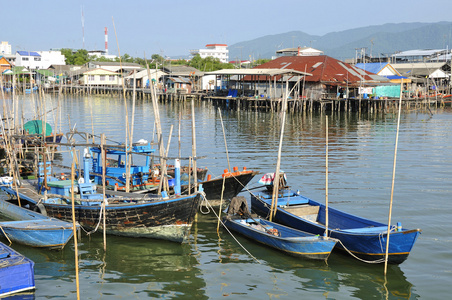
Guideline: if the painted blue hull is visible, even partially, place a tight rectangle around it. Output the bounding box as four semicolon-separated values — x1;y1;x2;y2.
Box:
251;189;421;264
0;198;75;250
0;241;35;297
223;216;337;260
0;219;75;250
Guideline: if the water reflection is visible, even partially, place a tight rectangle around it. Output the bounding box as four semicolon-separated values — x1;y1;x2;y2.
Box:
77;235;207;299
195;212;417;299
2;95;450;299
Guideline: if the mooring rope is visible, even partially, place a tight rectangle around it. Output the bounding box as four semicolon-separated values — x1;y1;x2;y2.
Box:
198;191;261;264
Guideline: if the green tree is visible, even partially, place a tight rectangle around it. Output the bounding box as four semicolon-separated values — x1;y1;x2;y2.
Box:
187;54;234;72
60;48;75;65
252;58;271;67
61;49;89;65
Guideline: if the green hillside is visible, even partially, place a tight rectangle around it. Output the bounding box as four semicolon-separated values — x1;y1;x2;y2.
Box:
228;22;452;61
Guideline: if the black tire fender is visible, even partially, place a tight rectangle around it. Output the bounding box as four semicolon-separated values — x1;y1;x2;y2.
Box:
33;203;47;216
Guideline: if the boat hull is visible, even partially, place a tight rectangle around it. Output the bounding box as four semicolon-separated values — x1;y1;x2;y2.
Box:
0;198;75;250
251;190;421;264
200;171;258;201
0;219;74;250
0;242;35;297
185;171;258;207
223;217;336;260
1;184;201;243
47;195;201;242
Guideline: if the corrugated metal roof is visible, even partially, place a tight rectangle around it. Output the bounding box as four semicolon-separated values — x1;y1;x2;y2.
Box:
163;65;203;76
125;69;168;79
252;56;385;83
391;49;445;57
391;62;450;77
204;68;311;77
91;61;142;67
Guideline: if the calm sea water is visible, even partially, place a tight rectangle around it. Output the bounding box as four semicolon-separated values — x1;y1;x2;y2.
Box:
1;94;451;299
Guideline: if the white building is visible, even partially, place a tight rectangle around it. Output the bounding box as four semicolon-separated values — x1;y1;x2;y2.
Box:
15;50;65;69
190;44;229;63
0;41;12;55
82;68;122;86
87;50;117;60
275;47;324;57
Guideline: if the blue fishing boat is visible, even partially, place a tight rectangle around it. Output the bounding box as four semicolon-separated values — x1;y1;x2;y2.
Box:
223;197;336;260
0;241;35;297
250;183;421;264
0;178;76;250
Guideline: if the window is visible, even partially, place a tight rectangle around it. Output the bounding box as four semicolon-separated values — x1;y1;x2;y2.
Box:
100;75;106;81
109;75;115;81
34;57;41;61
89;75;95;81
22;57;29;61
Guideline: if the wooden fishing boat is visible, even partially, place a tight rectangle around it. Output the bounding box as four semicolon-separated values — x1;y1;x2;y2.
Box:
89;141;160;192
223;197;337;260
250;185;421;264
88;142;257;203
0;181;201;243
0;241;35;297
182;167;259;206
0;191;76;250
0;154;202;243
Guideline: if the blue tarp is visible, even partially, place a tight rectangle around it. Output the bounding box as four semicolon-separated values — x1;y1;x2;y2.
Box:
373;85;401;98
355;62;387;74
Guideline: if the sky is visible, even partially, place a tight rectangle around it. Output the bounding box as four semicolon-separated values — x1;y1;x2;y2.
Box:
2;0;451;58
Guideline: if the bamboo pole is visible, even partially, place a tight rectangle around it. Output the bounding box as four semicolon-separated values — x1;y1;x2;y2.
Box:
270;80;289;221
162;125;174;192
218;108;231;172
191;99;198;192
216;176;226;232
144;55;165;195
0;114;21;207
112;17;130;193
325;115;329;236
384;79;403;275
130;70;137;147
70;147;81;300
101;134;107;251
89;92;95;144
178;112;181;158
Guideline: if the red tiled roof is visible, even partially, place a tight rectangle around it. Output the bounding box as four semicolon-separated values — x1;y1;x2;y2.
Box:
252;55;377;83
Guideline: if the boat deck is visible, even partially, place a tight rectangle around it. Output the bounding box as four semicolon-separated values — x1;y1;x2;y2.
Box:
14;180;42;203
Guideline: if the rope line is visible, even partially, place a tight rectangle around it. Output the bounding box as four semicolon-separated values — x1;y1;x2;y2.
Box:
198;191;261;264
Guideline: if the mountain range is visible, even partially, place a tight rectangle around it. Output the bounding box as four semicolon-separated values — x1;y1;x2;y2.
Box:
227;22;452;61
